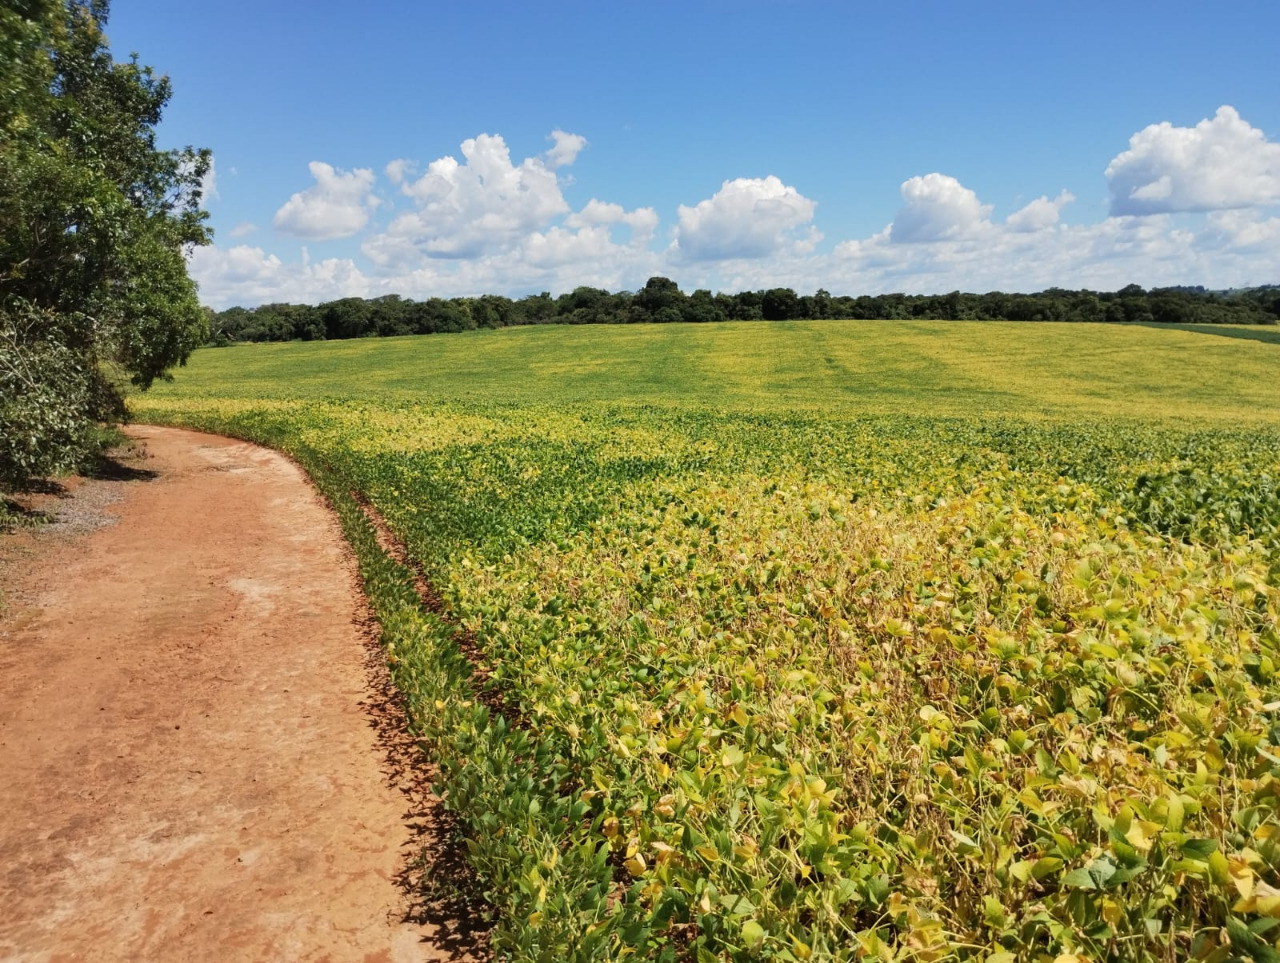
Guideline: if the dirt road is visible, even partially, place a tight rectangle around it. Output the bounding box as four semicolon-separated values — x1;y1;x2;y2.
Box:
0;426;475;962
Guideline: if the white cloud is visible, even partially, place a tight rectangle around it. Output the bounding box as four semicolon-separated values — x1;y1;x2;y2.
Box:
522;225;617;267
196;117;1280;310
386;232;663;301
564;199;659;245
827;211;1247;295
673;176;819;260
1197;209;1280;253
179;155;218;206
273;161;380;240
1106;105;1280;216
189;244;371;308
545;130;587;169
385;158;417;186
195;196;1280;309
819;164;1280;295
227;221;258;238
1006;190;1075;232
192;227;666;309
890;173;993;243
199;156;219;204
364;133;572;266
562;198;623;227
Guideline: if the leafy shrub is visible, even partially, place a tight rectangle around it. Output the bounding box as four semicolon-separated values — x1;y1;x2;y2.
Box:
0;303;96;488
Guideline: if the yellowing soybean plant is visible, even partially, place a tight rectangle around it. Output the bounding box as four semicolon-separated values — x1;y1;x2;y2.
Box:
136;321;1280;963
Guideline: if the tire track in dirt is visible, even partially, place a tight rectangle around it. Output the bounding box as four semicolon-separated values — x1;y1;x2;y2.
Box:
0;426;484;962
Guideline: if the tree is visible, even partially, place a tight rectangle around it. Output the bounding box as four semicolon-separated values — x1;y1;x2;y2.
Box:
1;0;211;487
514;291;556;324
686;289;724;324
321;297;373;339
557;286;610;324
369;294;411;336
810;288;834;320
633;277;685;323
761;288;801;321
468;294;512;329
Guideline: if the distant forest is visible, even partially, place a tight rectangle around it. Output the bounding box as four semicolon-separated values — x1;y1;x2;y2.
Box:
207;279;1280;344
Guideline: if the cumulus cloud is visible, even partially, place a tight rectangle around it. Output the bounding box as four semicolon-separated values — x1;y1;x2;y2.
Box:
194;197;1280;309
890;173;993;243
273;161;380;240
393;228;663;299
227;221;258;238
522;225;619;267
1006;190;1075;232
545;130;587;169
564;199;659;245
673;176;819;260
1197;209;1280;252
816;156;1280;296
824;209;1245;296
364;133;572;266
190;244;370;308
192;229;666;309
385;158;417;185
196;114;1280;310
1106;105;1280;216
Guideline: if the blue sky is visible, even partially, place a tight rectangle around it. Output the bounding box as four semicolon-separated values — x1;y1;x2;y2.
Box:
107;0;1280;307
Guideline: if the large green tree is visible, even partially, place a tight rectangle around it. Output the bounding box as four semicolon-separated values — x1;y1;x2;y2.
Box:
1;0;210;487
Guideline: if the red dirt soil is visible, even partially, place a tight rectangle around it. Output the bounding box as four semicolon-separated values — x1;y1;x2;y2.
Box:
0;426;480;962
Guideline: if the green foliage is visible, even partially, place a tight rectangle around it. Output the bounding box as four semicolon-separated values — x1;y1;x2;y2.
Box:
0;1;58;123
207;282;1280;345
0;301;95;486
135;322;1280;961
0;0;209;489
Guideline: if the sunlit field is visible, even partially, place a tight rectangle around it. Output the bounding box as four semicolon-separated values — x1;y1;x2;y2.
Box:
153;320;1280;423
135;320;1280;962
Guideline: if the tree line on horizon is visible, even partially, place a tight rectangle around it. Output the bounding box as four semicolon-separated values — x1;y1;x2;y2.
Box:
208;278;1280;344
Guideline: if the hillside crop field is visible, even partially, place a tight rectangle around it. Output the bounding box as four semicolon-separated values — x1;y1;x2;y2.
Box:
135;321;1280;962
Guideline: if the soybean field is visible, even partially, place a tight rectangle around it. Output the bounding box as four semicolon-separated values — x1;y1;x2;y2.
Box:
134;320;1280;962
